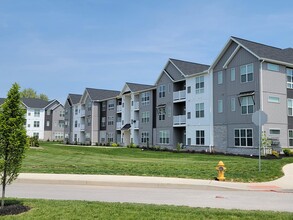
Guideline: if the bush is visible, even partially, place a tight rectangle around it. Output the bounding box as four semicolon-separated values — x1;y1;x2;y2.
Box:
111;142;118;147
272;150;279;158
283;148;293;156
29;136;39;147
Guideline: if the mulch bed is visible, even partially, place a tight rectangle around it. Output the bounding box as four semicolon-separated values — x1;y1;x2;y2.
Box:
0;204;30;216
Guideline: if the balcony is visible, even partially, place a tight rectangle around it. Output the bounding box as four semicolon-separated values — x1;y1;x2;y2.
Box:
173;115;186;126
133;121;139;129
81;110;85;117
134;102;139;111
117;105;122;113
80;124;85;131
116;122;122;130
173;90;186;102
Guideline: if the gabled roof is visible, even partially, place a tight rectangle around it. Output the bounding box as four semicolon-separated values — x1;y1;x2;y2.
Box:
170;58;210;76
68;94;82;105
125;82;154;92
21;98;53;109
86;88;120;101
0;98;5;105
231;36;293;64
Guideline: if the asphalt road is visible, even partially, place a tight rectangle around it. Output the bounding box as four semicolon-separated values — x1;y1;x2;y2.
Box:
6;182;293;212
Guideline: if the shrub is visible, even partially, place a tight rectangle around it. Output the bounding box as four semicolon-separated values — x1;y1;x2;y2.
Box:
111;142;118;147
283;148;293;156
272;150;279;158
29;136;39;147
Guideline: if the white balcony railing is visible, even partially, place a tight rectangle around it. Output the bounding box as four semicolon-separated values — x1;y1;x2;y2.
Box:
133;121;139;129
134;101;139;110
173;115;186;126
116;122;122;130
81;110;85;117
117;105;122;113
80;124;85;131
173;90;186;101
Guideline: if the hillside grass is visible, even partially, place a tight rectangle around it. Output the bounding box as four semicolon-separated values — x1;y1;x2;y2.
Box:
21;142;293;182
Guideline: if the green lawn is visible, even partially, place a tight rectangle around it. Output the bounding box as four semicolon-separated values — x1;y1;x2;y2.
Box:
2;198;293;220
21;142;293;182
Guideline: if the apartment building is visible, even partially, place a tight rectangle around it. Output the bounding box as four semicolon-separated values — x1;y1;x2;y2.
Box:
211;36;293;155
155;58;210;149
64;94;82;143
118;82;155;146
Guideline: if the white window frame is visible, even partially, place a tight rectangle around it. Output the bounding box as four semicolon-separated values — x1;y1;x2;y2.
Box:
269;129;280;135
234;128;253;147
195;103;204;118
141;132;149;144
287;68;293;89
34;109;40;117
196;130;205;145
34;121;40;128
217;71;223;84
141;92;150;106
240;63;253;83
240;96;254;115
195;75;204;94
158;107;166;121
230;68;235;81
288;99;293;116
107;116;114;126
141;111;150;123
159;85;166;98
108;100;115;110
267;63;280;72
289;130;293;146
218;100;223;113
268;96;280;103
159;130;170;144
231;97;236;112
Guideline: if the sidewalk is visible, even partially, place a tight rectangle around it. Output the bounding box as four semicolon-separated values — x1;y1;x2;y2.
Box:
16;163;293;192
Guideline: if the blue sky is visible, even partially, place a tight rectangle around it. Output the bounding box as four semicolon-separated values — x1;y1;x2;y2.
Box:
1;0;293;103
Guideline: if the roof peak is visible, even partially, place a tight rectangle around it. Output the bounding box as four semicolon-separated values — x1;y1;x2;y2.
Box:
231;36;283;51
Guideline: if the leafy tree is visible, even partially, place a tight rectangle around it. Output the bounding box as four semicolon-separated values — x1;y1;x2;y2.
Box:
20;88;49;101
0;83;27;208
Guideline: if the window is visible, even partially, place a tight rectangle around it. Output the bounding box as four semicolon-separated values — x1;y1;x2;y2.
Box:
196;130;205;145
187;86;191;93
195;76;204;93
141;92;150;106
267;63;280;72
187;112;191;119
101;117;106;127
34;121;40;127
218;100;223;113
159;130;170;144
240;63;253;83
28;112;31;116
231;98;236;112
158;107;166;120
241;96;254;114
108;116;114;125
59;120;64;128
74;134;77;142
141;132;149;144
47;110;51;115
268;96;280;103
107;133;114;143
287;68;293;89
34;109;40;117
60;111;64;117
131;101;133;106
270;129;280;135
87;117;91;126
195;103;204;118
230;68;235;81
33;133;39;138
46;121;50;127
87;102;92;111
159;85;166;98
75;120;78;128
217;71;223;84
27;124;30;128
102;102;106;111
141;111;150;123
289;130;293;146
75;108;78;115
108;100;115;110
235;129;253;147
288;99;293;116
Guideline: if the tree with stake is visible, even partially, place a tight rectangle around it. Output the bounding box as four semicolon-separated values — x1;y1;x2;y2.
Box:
0;83;27;208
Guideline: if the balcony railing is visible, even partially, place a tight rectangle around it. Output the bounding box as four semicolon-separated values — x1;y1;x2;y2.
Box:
173;90;186;102
116;122;122;130
81;110;85;117
80;124;85;131
117;105;122;113
173;115;186;126
133;121;139;129
134;101;139;110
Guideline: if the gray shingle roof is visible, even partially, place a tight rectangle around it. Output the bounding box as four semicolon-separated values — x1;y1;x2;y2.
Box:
21;98;52;108
0;98;5;105
126;82;154;92
86;88;120;101
232;36;293;64
68;94;82;104
170;58;210;76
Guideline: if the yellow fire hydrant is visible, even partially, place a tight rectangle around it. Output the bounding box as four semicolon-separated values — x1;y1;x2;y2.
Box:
216;161;226;181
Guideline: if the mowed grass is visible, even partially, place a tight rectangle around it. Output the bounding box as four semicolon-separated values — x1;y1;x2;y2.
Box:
2;198;293;220
21;142;293;182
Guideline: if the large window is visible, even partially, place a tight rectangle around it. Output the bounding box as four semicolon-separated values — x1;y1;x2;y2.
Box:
287;68;293;89
195;76;204;94
34;121;40;127
158;107;166;120
289;130;293;146
141;132;149;144
141;111;150;123
235;129;253;147
101;117;106;127
240;63;253;83
159;130;170;144
75;120;77;128
107;133;114;143
195;103;204;118
34;109;40;117
288;99;293;116
108;100;115;110
196;130;205;145
159;85;166;98
141;92;150;106
107;116;114;125
241;96;254;114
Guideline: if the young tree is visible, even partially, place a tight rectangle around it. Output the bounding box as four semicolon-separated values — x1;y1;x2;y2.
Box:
0;83;27;208
20;88;49;101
